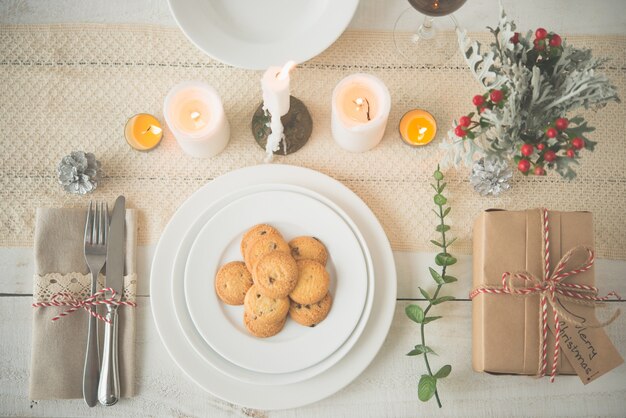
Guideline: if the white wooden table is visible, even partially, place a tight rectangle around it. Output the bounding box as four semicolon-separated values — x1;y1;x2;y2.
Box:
1;0;626;416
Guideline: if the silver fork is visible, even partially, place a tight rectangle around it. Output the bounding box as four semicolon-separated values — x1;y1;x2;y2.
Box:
83;201;108;407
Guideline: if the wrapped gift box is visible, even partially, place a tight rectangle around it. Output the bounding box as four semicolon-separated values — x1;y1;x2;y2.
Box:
471;209;622;382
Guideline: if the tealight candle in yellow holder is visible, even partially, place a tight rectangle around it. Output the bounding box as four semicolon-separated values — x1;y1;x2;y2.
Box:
125;113;163;151
399;109;437;147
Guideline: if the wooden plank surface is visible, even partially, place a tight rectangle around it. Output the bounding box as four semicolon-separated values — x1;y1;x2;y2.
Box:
1;297;625;417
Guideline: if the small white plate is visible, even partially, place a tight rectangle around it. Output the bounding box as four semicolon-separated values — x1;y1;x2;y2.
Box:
184;190;368;374
167;0;359;69
173;183;374;386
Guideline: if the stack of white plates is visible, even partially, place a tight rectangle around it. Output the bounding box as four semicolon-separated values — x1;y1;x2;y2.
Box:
151;164;397;410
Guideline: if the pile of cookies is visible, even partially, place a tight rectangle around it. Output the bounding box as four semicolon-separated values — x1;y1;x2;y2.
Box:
214;224;333;338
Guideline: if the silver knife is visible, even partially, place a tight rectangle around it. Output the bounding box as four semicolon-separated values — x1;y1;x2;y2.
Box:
98;196;125;406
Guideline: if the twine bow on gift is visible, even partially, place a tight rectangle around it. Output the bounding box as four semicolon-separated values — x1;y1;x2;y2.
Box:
32;287;137;324
470;208;621;382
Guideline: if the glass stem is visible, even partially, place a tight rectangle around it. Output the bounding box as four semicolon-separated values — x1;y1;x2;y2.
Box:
416;16;435;41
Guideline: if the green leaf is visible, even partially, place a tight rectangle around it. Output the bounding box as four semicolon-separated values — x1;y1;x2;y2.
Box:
429;267;444;285
433;194;447;206
405;304;424;323
422;316;442;324
437;182;447;193
443;275;458;283
407;349;423;356
432;295;456;305
418;375;437;402
430;184;438;193
435;224;450;233
435;253;457;266
419;287;431;300
434;365;452;379
430;240;444;248
446;237;457;247
443;207;451;218
433;170;444;181
413;344;436;355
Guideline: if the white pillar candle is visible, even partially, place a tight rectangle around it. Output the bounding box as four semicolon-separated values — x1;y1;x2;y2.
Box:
163;81;230;158
331;73;391;153
261;61;295;160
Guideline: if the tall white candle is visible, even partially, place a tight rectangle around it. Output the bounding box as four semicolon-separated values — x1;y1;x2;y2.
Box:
261;61;295;161
163;81;230;158
331;73;391;153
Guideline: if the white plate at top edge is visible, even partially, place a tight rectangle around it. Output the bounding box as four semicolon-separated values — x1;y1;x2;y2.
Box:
184;189;368;374
167;0;359;69
174;183;375;385
151;164;396;410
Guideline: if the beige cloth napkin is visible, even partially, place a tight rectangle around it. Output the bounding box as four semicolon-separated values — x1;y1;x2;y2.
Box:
30;208;137;400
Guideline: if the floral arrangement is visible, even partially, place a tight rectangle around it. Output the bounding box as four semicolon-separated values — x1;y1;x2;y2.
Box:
441;6;619;182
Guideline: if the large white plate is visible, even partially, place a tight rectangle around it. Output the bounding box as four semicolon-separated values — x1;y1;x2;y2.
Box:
173;183;375;386
151;164;397;410
167;0;359;70
184;190;368;374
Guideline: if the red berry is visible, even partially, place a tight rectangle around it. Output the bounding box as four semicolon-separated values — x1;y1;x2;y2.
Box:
490;90;504;103
535;28;548;40
534;166;546;176
454;126;467;137
510;32;520;44
544;150;557;162
521;143;534;157
546;127;558;138
537;143;546;151
572;137;584;150
518;159;531;173
566;148;575;158
473;95;485;106
549;34;562;47
459;116;471;128
534;39;545;51
555;117;568;131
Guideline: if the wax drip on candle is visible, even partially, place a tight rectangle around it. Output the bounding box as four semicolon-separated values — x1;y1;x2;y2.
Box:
353;97;371;122
264;61;296;162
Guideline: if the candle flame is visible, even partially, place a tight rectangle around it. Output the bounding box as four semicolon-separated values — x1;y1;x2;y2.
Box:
190;111;201;121
277;60;296;80
353;97;371;121
142;125;162;135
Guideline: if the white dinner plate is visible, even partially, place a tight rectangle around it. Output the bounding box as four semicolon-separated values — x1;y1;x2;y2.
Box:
167;0;359;69
174;183;375;386
151;164;397;410
184;190;368;374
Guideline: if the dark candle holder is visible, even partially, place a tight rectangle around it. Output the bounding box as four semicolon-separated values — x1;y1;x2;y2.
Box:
251;96;312;156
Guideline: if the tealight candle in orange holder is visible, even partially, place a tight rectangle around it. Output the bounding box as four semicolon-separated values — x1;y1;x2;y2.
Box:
125;113;163;151
399;109;437;147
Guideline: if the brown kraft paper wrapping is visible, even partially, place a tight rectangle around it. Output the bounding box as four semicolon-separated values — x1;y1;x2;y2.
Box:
472;209;623;383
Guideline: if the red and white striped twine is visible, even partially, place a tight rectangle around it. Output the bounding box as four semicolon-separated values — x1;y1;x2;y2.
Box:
470;208;621;382
32;287;137;324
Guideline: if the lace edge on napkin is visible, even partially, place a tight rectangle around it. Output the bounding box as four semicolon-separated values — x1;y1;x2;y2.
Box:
33;272;137;303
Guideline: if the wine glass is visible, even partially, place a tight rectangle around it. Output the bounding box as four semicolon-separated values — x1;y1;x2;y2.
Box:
393;0;467;64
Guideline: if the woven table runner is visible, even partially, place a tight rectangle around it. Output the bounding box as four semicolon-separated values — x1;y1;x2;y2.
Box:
1;25;625;259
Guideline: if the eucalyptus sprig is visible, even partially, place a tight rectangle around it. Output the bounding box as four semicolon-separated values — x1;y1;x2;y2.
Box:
406;167;457;408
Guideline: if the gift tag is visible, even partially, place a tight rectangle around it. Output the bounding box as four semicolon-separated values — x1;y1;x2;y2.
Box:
548;300;623;384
